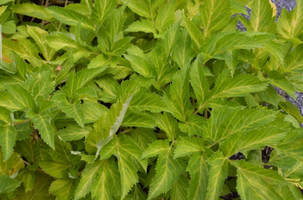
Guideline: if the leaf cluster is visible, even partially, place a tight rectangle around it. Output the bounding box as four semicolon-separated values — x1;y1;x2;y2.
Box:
1;0;303;199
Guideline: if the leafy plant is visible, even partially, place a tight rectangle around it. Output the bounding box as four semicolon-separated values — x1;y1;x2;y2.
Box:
1;0;303;199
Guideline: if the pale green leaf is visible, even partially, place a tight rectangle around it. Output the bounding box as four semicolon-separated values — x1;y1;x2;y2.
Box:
87;54;110;69
220;126;286;157
153;113;181;141
0;174;21;193
248;0;276;33
163;63;193;122
170;174;189;200
200;0;231;39
58;124;92;142
187;152;210;200
190;58;209;106
203;107;277;143
182;14;203;48
121;0;152;18
0;125;16;161
130;128;157;151
110;37;134;56
124;54;156;78
141;140;170;159
206;151;228;200
279;101;303;123
129;89;167;113
174;137;206;159
277;1;303;41
284;43;303;73
27;26;55;61
11;3;52;21
172;29;195;67
268;70;295;99
233;160;286;200
0;84;36;111
268;149;298;169
125;20;155;34
94;76;119;103
26;109;55;149
179;115;206;137
147;148;185;200
39;137;79;178
155;0;176;33
57;100;85;128
82;102;107;124
48;6;95;31
49;179;77;200
91;0;115;26
2;21;16;34
257;85;284;108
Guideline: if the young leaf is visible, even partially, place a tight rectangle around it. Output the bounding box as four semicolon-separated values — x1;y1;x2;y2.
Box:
0;125;16;162
182;14;203;48
91;0;115;26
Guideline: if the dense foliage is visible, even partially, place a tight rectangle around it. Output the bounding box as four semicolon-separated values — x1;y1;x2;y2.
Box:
1;0;303;199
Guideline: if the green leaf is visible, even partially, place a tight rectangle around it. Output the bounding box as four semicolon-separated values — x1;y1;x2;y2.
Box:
197;70;268;111
151;22;180;87
124;54;156;78
206;151;228;200
0;125;16;161
233;160;286;200
57;99;85;128
203;107;277;143
256;85;284;108
130;128;157;151
15;138;40;167
125;20;155;34
26;109;55;149
110;37;134;56
129;89;167;113
11;3;52;21
101;136;145;200
170;174;189;200
11;171;55;200
155;0;176;33
220;126;286;158
58;124;92;142
48;6;95;31
49;179;77;200
0;84;35;111
179;115;206;137
94;76;118;103
141;140;169;159
174;137;206;158
147;146;185;200
22;71;55;101
187;152;210;200
268;70;295;99
277;0;303;41
182;14;203;48
91;0;115;26
200;0;231;39
248;0;276;33
87;54;110;69
172;29;195;67
268;149;298;169
0;174;21;194
82;102;107;124
279;101;303;123
190;58;209;106
163;63;193;122
17;170;35;192
27;26;55;61
121;0;154;18
0;149;24;176
153;112;182;141
127;184;147;200
284;43;303;73
2;21;16;34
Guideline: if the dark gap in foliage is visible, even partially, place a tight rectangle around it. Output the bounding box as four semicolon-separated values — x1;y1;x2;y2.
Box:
220;192;240;200
80;99;84;104
262;146;273;163
154;127;160;133
38;52;45;60
98;100;111;109
229;152;245;160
